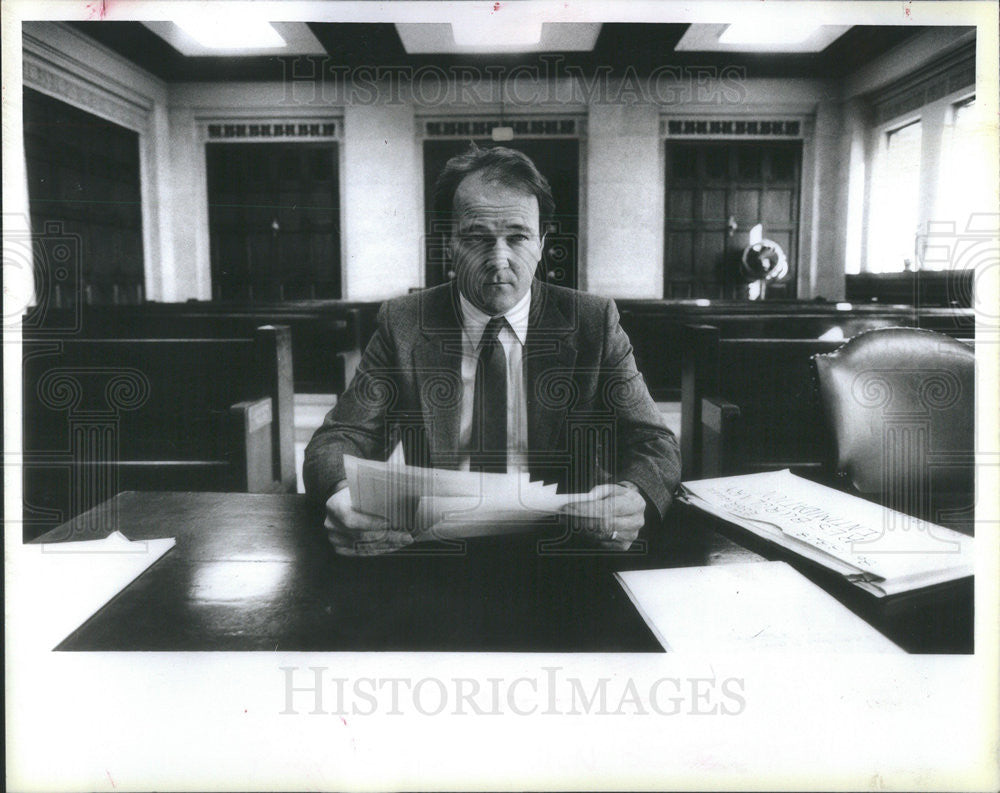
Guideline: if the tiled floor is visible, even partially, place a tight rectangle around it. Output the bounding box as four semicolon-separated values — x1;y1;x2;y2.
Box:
294;393;682;494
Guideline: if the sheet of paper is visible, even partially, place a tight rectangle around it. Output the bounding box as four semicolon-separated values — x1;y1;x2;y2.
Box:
412;490;575;540
19;531;176;650
681;470;974;595
345;455;531;516
344;455;586;539
616;561;904;653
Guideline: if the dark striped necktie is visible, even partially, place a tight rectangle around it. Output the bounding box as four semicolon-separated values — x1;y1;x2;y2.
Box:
470;316;508;474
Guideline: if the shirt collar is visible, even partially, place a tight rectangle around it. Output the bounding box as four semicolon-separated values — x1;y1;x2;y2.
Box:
458;286;531;348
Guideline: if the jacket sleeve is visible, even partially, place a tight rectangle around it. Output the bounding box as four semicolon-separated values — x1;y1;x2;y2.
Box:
601;299;682;521
302;301;397;505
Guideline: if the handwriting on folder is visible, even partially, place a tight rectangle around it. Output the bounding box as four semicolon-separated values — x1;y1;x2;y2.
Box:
344;455;577;540
681;470;974;597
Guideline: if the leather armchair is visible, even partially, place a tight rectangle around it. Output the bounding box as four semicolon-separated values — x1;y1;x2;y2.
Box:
812;327;974;530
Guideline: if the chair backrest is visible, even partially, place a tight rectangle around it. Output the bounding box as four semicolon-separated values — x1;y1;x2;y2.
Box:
812;327;974;517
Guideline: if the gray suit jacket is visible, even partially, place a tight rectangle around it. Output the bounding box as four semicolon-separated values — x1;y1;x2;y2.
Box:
303;281;680;520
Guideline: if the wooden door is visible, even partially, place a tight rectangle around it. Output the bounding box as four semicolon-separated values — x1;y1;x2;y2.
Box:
206;142;340;301
664;141;801;299
23;87;144;306
423;139;579;289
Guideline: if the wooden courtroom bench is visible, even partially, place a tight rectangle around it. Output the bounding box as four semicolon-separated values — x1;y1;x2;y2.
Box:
617;300;975;401
21;325;294;541
679;323;976;482
679;324;846;480
28;302;370;394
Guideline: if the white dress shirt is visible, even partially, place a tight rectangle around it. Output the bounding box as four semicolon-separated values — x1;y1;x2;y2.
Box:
457;288;532;473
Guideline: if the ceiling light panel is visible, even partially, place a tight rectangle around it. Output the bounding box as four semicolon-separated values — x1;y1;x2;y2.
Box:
142;20;327;56
396;22;601;54
675;23;851;53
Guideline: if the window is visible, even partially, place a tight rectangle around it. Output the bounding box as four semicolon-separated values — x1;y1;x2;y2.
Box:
866;119;922;273
928;97;990;269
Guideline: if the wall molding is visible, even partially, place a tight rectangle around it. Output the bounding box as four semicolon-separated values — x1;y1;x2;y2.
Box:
659;116;811;139
419;115;584;139
22;29;157;133
870;40;976;125
200;118;342;143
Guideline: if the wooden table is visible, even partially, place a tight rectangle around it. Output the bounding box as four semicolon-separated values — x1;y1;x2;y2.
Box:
35;491;970;653
36;492;764;652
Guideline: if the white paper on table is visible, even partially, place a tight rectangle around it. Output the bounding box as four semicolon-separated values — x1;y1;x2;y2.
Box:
681;469;974;596
18;531;176;650
615;561;904;653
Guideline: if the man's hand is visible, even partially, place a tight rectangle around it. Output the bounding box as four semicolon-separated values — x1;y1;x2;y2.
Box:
560;483;646;551
323;483;414;556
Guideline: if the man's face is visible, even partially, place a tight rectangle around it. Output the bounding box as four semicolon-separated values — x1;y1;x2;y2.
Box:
449;171;544;316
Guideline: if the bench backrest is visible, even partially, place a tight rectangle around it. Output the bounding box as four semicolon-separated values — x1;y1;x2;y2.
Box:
22;326;294;539
29;305;362;393
620;303;974;400
680;325;846;478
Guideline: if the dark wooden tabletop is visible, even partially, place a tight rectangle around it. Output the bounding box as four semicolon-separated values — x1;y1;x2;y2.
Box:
36;492;765;652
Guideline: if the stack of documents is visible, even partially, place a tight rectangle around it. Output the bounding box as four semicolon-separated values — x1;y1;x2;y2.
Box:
616;561;903;652
680;469;974;597
344;455;576;540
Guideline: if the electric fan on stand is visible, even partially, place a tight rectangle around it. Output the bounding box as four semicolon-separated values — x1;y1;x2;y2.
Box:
739;223;788;300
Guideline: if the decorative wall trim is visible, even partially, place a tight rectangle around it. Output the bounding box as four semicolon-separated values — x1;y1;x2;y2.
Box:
201;119;341;142
22;46;152;133
660;117;804;138
421;116;583;138
870;41;975;125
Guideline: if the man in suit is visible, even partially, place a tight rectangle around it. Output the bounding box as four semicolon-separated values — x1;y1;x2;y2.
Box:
304;145;680;555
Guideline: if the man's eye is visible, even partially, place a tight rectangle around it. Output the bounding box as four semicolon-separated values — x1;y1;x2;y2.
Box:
508;234;529;243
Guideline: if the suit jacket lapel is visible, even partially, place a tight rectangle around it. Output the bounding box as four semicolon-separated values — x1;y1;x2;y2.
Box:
525;283;577;453
413;283;465;467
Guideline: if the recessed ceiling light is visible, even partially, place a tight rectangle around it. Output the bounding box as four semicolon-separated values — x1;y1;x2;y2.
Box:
718;22;820;46
675;23;850;53
395;23;601;54
142;20;325;56
174;19;286;50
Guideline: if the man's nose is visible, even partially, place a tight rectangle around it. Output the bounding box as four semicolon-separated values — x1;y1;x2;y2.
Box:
485;238;512;267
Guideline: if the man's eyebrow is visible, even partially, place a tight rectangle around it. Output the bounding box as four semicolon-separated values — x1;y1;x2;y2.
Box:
458;221;493;234
458;220;534;234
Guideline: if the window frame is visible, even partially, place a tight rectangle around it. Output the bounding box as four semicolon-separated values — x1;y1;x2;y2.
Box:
860;86;978;274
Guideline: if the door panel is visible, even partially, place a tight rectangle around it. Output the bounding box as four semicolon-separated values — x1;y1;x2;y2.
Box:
664;140;802;299
23;87;144;306
206;142;341;301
